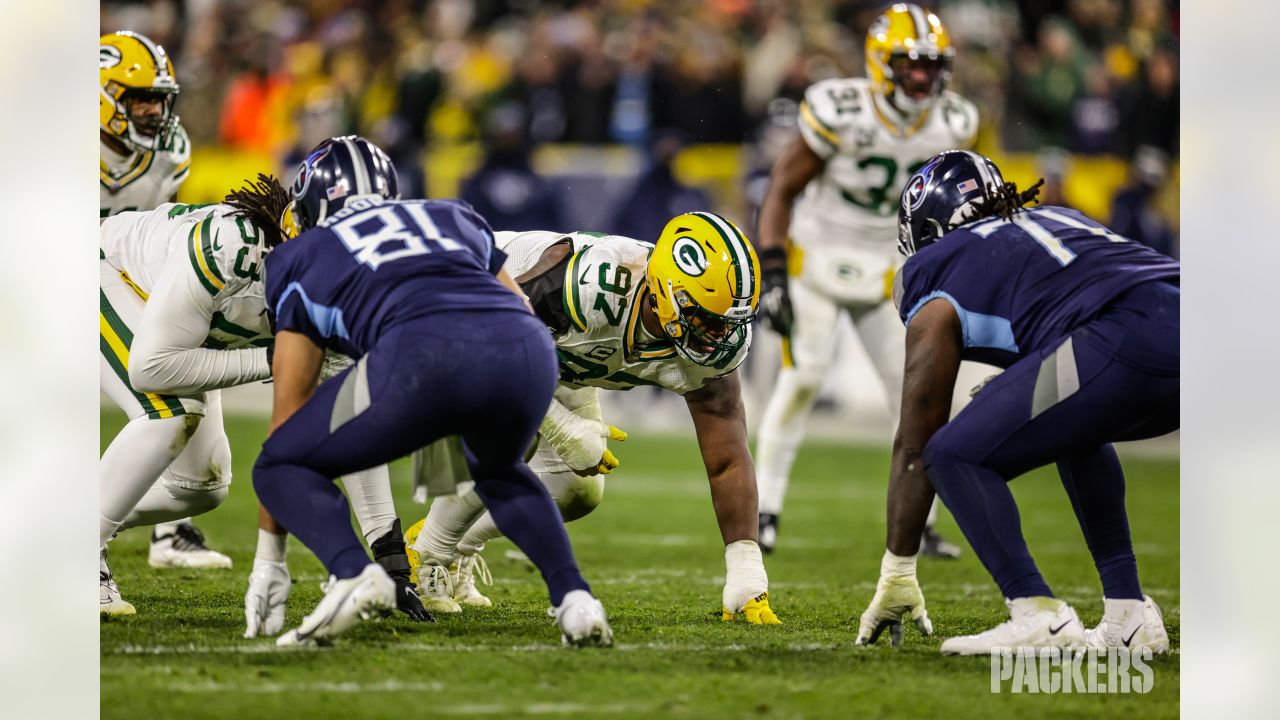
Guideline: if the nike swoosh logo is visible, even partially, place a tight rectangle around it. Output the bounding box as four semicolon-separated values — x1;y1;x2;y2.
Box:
579;264;591;286
1049;620;1071;635
211;232;223;252
1123;626;1141;647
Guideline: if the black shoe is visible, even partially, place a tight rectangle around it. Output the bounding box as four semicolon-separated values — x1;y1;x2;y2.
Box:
373;519;435;622
921;526;962;559
758;513;779;555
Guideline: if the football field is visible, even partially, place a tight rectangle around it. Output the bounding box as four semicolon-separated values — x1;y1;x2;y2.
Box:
100;410;1179;719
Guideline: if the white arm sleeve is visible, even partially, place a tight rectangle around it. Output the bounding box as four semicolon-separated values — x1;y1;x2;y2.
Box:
128;252;270;395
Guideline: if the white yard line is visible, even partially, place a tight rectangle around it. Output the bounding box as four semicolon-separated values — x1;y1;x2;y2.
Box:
113;641;847;656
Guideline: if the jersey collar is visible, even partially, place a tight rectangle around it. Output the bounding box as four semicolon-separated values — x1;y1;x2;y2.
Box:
871;91;932;139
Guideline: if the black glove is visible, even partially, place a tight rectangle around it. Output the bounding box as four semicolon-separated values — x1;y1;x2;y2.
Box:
758;247;794;336
371;519;435;623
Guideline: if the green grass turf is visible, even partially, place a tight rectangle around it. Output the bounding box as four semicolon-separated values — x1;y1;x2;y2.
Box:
100;410;1178;719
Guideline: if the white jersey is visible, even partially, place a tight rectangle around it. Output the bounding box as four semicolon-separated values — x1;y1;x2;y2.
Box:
100;123;192;218
497;230;749;394
100;203;271;394
791;78;978;303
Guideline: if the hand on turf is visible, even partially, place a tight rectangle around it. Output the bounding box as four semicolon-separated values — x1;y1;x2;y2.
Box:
393;572;434;622
244;559;290;638
855;573;933;647
722;591;782;624
721;540;781;624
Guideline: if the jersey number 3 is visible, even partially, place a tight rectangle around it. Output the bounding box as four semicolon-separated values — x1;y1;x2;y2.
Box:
331;204;464;271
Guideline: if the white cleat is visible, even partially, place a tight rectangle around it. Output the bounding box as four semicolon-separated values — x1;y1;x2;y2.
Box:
452;554;493;608
940;596;1085;656
276;564;395;647
417;560;462;614
1085;595;1170;654
554;589;613;648
99;547;136;617
149;523;233;569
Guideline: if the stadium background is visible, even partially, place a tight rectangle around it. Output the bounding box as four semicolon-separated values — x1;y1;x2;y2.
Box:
99;0;1180;448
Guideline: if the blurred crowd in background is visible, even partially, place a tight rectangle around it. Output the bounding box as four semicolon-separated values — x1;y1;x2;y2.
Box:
101;0;1179;256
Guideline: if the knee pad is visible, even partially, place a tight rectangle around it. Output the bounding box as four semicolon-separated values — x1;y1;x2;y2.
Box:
162;481;230;517
165;434;232;493
558;473;605;522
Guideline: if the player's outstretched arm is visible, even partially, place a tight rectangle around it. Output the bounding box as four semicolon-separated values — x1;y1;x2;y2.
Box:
685;371;780;625
857;298;962;647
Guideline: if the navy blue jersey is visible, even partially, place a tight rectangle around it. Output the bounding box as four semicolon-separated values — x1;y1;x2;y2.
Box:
265;197;526;357
896;205;1179;367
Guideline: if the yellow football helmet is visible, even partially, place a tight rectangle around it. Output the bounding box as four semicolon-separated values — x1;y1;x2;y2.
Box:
865;4;954;114
100;32;180;152
646;212;760;368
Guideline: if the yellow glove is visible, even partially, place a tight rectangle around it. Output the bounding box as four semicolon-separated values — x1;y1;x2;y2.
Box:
591;427;627;474
722;591;782;624
720;540;782;625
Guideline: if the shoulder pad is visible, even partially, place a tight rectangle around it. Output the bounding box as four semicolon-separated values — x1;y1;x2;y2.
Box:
938;92;979;148
187;208;266;295
800;79;863;157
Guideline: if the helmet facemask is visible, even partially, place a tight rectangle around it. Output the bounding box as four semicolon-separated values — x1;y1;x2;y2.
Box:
110;86;179;153
885;50;952;115
663;288;752;368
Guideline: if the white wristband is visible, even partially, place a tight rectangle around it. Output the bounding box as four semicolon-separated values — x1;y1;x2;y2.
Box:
880;549;917;578
256;529;288;564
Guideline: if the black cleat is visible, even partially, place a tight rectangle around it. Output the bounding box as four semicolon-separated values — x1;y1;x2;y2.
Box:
921;526;962;559
372;519;435;622
758;513;779;555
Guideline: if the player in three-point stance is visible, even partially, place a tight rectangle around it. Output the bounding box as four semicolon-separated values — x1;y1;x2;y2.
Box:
855;150;1177;654
405;217;781;625
254;136;611;646
753;4;973;556
100;30;233;572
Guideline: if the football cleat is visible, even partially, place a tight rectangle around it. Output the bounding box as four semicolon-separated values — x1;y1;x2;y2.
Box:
758;513;779;554
920;526;962;559
1084;595;1170;654
276;563;396;647
554;589;613;648
416;560;462;614
99;547;136;617
371;519;433;622
149;522;233;569
452;554;493;608
940;596;1085;656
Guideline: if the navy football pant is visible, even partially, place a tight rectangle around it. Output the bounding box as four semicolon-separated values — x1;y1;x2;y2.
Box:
925;281;1178;600
254;310;591;605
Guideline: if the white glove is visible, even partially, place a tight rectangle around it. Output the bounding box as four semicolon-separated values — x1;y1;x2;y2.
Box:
721;540;781;624
855;550;933;647
243;559;290;638
539;393;626;476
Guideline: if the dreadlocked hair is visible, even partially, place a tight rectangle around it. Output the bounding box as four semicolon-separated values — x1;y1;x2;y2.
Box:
961;177;1045;225
223;173;291;248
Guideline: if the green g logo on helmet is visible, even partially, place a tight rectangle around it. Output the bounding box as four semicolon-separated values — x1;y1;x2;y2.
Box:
672;236;708;276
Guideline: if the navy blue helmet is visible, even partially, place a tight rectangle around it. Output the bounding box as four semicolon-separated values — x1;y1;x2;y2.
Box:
897;149;1005;257
281;135;399;238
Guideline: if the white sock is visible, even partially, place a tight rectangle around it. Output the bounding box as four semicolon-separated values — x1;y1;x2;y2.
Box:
754;367;822;515
255;528;288;563
339;465;397;546
100;414;194;548
415;490;488;563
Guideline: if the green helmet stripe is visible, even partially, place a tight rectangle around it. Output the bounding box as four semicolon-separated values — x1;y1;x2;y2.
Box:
692;212;754;310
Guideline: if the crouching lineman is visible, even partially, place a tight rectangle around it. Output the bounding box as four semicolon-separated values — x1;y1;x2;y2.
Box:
252;136;610;647
855;151;1177;654
407;214;782;625
753;3;973;556
101;30;230;569
99;179;285;614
